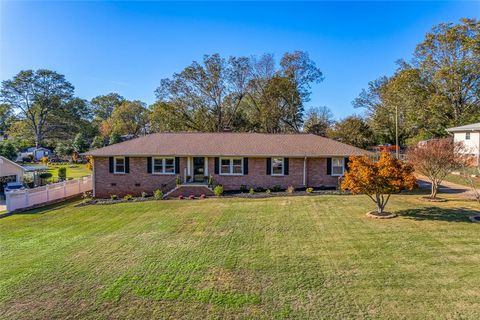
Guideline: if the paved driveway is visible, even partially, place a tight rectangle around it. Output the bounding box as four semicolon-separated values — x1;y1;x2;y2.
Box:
416;175;477;199
0;200;6;212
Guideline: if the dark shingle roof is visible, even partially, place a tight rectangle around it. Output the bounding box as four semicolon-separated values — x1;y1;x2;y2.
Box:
86;132;368;157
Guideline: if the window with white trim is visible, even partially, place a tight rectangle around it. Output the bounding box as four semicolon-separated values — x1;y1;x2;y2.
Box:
152;157;175;174
220;157;243;175
331;158;344;176
271;157;284;176
466;132;471;140
114;157;125;174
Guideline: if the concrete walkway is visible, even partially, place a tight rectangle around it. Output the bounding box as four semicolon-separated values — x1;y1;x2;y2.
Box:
0;200;6;212
416;175;478;200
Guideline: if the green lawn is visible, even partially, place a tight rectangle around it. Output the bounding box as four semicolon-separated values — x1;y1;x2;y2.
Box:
1;194;480;319
27;163;91;180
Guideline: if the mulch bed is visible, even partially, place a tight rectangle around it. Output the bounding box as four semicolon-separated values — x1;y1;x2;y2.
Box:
366;211;397;219
77;189;350;207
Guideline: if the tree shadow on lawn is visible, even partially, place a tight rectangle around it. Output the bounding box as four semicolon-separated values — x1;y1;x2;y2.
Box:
396;206;479;223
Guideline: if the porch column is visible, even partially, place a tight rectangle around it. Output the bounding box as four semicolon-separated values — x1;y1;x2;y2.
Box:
187;157;191;177
204;157;209;176
303;157;307;186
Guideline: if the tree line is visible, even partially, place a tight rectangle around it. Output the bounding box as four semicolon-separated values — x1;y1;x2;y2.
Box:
0;18;478;160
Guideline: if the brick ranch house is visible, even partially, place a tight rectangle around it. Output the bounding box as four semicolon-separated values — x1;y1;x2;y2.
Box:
85;132;367;198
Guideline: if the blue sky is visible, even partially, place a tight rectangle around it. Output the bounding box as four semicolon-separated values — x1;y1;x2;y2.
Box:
0;1;478;119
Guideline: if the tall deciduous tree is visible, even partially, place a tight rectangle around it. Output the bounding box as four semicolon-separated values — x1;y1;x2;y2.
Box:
153;51;323;133
0;103;14;135
304;106;334;136
103;100;149;137
414;18;479;126
327;116;374;149
0;69;74;148
341;152;416;215
90;93;125;122
155;54;251;132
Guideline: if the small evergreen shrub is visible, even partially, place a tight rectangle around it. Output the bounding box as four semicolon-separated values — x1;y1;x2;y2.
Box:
287;186;295;193
153;189;163;200
176;176;181;186
249;188;255;194
200;194;206;199
306;187;314;193
58;167;67;181
178;195;184;200
141;191;148;198
110;194;118;200
214;185;224;196
272;185;282;192
124;194;133;201
188;195;195;200
266;189;271;194
207;176;213;186
254;186;265;193
39;172;52;180
240;185;248;193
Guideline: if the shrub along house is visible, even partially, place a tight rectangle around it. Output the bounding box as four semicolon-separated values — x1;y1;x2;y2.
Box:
85;132;367;198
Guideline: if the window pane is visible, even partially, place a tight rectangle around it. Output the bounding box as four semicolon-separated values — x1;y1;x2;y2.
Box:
221;159;230;166
153;158;163;173
332;158;343;166
272;158;283;175
232;165;242;174
332;166;343;175
115;158;125;173
164;158;175;173
232;159;242;166
221;165;230;174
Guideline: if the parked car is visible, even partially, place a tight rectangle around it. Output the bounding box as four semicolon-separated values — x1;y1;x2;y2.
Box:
5;182;25;192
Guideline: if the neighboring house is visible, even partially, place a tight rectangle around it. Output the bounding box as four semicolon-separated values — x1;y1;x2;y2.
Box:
16;147;52;162
446;122;480;165
0;155;25;198
85;132;367;198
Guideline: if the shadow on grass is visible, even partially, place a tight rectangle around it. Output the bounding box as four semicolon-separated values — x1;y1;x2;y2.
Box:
396;206;479;223
0;197;81;219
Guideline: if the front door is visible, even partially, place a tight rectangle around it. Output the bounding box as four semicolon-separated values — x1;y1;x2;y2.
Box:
193;157;205;182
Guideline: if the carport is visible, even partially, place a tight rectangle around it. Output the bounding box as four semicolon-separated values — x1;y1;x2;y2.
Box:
0;156;25;201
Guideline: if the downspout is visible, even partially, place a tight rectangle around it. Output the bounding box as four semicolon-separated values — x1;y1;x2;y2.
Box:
303;156;307;186
92;157;96;197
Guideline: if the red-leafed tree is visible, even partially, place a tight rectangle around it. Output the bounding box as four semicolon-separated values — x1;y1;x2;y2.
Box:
407;138;467;199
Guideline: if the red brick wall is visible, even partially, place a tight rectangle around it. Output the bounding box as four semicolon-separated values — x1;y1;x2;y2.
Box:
93;157;186;198
93;156;341;198
208;157;339;190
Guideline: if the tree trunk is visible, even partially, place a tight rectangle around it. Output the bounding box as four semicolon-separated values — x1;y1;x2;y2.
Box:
431;181;438;198
35;132;42;148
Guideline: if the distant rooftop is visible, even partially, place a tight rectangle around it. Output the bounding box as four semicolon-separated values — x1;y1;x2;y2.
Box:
446;123;480;133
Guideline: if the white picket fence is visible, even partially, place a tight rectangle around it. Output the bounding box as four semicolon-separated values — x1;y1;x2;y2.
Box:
5;176;92;213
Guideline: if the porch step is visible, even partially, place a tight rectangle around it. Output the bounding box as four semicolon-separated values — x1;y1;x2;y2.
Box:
166;185;215;198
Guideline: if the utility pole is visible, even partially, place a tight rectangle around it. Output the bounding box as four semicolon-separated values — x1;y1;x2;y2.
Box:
395;105;399;159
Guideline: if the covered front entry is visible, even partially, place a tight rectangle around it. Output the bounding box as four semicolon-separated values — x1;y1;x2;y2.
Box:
192;157;205;182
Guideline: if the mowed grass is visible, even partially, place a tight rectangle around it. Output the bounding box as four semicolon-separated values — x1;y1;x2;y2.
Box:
27;163;91;180
1;195;480;319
